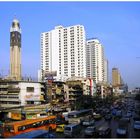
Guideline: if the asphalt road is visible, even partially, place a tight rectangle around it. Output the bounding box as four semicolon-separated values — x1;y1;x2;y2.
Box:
55;112;140;138
54;97;140;138
55;117;140;138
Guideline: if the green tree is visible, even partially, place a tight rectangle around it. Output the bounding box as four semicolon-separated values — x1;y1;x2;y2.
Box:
135;94;140;101
75;95;95;110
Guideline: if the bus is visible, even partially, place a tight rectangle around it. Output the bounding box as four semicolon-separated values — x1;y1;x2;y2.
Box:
3;116;56;138
10;129;55;138
67;109;93;124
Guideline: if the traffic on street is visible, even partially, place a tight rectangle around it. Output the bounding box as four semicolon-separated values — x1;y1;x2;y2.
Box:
0;94;140;138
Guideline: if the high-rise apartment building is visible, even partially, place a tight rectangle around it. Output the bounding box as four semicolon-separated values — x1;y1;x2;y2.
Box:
112;68;121;86
39;25;86;81
10;19;21;80
86;39;105;83
104;58;109;83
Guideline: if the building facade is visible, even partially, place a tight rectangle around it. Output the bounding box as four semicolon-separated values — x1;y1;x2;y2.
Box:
97;83;113;98
10;19;21;80
0;80;46;108
112;68;121;87
104;58;109;83
86;39;105;83
65;77;96;103
39;25;86;81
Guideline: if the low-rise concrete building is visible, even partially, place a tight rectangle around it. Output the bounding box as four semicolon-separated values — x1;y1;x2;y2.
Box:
0;79;46;108
65;77;96;103
0;79;48;121
96;82;113;98
51;81;66;103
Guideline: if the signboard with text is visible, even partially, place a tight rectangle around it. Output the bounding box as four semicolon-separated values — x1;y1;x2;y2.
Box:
25;93;41;101
45;71;57;80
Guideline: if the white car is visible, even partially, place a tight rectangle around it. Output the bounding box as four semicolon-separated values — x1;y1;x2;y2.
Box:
82;119;95;126
116;127;127;136
84;126;96;137
134;121;140;130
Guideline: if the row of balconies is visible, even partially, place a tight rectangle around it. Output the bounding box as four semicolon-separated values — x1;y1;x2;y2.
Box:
0;98;20;102
0;91;19;95
0;86;20;93
0;104;21;108
0;91;8;94
0;85;8;88
8;87;20;93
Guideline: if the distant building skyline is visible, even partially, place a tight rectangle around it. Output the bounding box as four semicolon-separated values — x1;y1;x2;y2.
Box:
112;68;122;87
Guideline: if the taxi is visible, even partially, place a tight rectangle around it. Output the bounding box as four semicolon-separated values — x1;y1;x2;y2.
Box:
56;124;65;133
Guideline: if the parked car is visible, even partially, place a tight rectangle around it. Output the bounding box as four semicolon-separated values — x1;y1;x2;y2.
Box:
97;124;111;138
56;124;65;133
84;126;97;137
82;119;95;126
133;121;140;130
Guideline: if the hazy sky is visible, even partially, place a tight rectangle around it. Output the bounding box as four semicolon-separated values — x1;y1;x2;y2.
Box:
0;2;140;89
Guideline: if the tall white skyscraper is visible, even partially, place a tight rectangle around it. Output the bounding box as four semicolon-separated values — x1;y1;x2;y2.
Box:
86;38;105;83
39;25;86;81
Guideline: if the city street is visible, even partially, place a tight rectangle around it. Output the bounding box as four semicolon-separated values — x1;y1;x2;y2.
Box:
55;117;140;138
54;97;140;138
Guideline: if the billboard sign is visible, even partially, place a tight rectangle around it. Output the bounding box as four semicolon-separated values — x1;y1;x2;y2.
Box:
25;93;40;101
45;71;57;80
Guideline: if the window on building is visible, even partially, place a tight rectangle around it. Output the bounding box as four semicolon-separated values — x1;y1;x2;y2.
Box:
27;101;35;104
26;87;34;92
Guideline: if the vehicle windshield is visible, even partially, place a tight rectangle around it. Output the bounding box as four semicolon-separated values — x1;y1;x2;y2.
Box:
57;126;63;129
135;121;140;125
5;125;14;132
84;119;90;122
118;126;126;130
65;127;71;131
68;114;77;118
86;127;94;131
